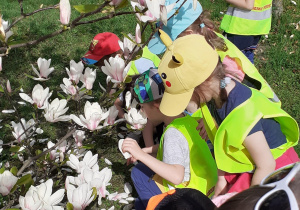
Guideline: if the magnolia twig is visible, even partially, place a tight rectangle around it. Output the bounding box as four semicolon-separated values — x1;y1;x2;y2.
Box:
6;4;59;32
17;127;76;176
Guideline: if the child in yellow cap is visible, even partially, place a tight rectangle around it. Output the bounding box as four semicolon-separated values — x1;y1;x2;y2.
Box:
156;30;299;197
122;68;217;209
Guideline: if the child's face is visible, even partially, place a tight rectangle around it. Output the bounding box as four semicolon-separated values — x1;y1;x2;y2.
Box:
140;102;163;124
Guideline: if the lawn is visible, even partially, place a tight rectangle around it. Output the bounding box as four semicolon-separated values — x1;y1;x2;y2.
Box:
0;0;299;209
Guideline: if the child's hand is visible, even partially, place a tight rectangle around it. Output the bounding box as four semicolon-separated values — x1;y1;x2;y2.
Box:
196;118;208;141
122;138;145;161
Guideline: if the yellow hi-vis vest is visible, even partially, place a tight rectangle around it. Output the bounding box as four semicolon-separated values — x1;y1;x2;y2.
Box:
156;115;218;198
216;32;280;105
214;88;299;173
220;0;272;35
127;46;161;76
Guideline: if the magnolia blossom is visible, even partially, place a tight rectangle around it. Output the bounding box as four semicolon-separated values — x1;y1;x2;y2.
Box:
101;56;131;84
60;0;71;25
70;101;109;131
104;106;119;126
66;60;84;84
118;34;136;59
32;57;55;81
19;179;65;210
60;78;78;96
0;56;2;71
1;18;13;42
44;98;70;122
48;141;59;160
11;118;35;142
67;183;94;210
6;80;11;93
135;24;141;43
130;1;146;21
124;108;147;129
125;91;132;109
144;0;175;25
0;170;18;196
88;167;112;205
73;130;85;147
66;151;99;173
80;67;96;90
19;84;52;109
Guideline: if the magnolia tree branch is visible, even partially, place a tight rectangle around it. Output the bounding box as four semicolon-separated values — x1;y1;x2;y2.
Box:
17;127;76;176
6;4;59;32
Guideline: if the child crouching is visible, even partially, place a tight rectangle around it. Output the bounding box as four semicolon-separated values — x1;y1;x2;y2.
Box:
121;68;218;210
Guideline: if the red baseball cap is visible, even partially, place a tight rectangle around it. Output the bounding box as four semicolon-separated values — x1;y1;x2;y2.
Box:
81;32;121;65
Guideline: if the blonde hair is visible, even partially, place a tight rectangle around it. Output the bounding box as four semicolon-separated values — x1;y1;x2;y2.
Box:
179;11;228;52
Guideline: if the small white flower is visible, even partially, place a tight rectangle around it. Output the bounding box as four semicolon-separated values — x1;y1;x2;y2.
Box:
66;60;84;84
44;98;70;122
31;58;55;81
19;84;52;109
105;158;112;165
124;108;147;130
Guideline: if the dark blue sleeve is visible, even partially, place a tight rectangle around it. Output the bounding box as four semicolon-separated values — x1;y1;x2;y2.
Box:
248;119;263;136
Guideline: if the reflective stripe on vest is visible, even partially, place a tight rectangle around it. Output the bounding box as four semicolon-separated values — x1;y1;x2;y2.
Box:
215;32;281;105
220;0;272;35
214;87;299;173
226;5;271;21
156;115;218;197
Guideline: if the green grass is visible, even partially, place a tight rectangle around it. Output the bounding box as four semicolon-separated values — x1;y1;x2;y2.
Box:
0;0;299;208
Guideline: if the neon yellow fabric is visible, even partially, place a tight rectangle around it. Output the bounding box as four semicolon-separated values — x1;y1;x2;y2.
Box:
216;33;280;105
156;115;218;198
220;0;272;35
214;88;299;173
127;46;161;76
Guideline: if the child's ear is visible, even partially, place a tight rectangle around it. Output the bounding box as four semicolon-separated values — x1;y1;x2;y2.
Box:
153;102;160;109
185;29;194;35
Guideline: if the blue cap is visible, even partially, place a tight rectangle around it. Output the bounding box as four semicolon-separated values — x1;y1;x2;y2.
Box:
148;0;203;55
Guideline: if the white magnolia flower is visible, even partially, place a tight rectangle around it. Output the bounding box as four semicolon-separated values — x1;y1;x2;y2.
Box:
60;78;78;96
125;91;132;109
101;56;131;84
44;98;70;122
73;130;86;147
2;109;15;113
0;170;18;196
6;80;11;93
124;108;147;129
70;101;109;131
47;141;59;161
60;0;71;25
66;60;84;84
103;105;119;126
80;67;96;90
1;18;13;42
104;158;112;165
135;24;141;44
19;84;52;109
144;0;175;25
124;182;132;194
130;1;146;21
118;34;136;59
67;183;94;210
11;118;35;142
19;179;65;210
0;140;3;154
66;151;99;173
32;58;55;81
